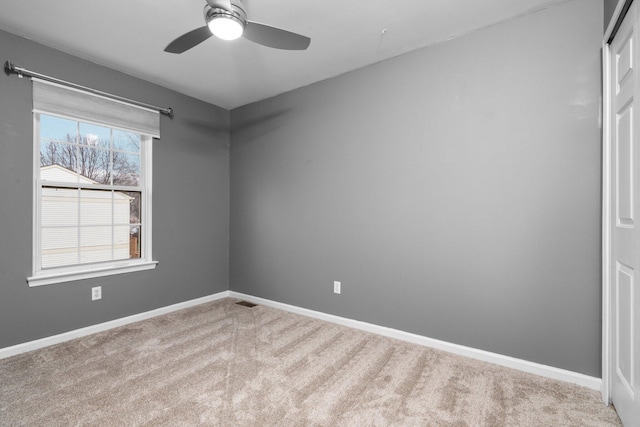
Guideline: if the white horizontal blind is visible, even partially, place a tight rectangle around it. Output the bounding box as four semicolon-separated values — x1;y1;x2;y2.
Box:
32;79;160;138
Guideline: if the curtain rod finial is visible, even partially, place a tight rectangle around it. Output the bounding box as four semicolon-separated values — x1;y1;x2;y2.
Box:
4;60;23;78
4;60;14;76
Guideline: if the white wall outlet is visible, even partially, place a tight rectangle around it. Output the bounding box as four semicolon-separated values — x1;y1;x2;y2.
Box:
333;281;341;294
92;286;102;301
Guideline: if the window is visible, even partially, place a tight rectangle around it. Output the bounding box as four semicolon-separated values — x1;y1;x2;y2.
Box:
28;80;158;286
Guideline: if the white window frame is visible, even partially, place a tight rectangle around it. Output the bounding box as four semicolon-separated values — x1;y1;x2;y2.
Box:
27;113;157;287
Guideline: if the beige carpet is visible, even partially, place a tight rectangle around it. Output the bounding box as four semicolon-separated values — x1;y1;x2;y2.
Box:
0;297;621;426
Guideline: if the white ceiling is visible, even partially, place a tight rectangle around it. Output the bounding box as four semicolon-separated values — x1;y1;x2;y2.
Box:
0;0;569;110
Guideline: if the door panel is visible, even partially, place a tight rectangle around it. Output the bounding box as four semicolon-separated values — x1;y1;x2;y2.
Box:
616;262;634;396
617;104;634;226
616;31;633;92
610;1;640;425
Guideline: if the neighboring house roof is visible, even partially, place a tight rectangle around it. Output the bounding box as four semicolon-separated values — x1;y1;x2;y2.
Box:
40;164;132;200
40;164;98;184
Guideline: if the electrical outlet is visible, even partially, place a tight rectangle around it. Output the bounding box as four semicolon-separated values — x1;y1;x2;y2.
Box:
92;286;102;301
333;281;341;294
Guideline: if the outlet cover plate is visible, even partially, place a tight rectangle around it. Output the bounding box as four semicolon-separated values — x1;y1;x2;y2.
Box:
92;286;102;301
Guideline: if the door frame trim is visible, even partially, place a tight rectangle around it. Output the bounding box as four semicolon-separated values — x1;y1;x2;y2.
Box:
602;0;635;406
601;36;611;404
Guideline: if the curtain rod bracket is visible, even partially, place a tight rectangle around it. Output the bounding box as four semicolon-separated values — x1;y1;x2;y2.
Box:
4;59;173;116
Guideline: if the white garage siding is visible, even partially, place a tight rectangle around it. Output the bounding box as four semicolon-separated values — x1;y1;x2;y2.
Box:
40;165;133;268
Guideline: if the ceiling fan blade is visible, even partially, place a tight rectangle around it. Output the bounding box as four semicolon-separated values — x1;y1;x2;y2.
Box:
244;21;310;50
206;0;233;12
165;26;213;54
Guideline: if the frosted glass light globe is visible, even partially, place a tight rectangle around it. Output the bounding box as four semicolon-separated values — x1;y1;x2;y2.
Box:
208;16;244;41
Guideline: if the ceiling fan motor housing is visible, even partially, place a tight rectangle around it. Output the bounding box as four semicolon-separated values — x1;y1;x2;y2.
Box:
204;1;247;29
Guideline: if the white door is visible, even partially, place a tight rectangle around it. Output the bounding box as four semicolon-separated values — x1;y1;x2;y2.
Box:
609;1;640;425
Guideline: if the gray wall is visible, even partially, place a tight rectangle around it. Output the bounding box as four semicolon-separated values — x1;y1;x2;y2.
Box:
0;29;230;348
230;0;603;376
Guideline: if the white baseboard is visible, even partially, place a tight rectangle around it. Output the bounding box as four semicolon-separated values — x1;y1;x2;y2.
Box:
0;291;231;360
0;290;601;392
228;291;602;391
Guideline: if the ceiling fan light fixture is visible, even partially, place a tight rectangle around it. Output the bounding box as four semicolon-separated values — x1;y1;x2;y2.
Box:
164;1;310;54
208;14;244;41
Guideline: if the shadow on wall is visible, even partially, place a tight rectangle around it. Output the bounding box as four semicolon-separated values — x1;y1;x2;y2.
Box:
231;107;293;144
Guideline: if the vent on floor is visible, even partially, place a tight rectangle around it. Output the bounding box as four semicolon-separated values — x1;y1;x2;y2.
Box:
235;300;258;308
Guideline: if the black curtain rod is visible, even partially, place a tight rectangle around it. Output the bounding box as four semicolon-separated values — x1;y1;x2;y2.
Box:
4;60;173;118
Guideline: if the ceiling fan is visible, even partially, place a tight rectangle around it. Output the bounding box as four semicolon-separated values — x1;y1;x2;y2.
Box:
165;0;310;53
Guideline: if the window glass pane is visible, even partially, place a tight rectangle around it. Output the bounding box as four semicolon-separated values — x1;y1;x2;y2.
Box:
121;191;141;225
80;226;113;264
42;187;78;227
42;227;78;250
40;115;77;142
113;226;131;260
79;123;110;149
130;226;141;259
113;191;134;225
42;251;79;269
113;130;141;153
79;189;113;226
41;228;78;268
40;142;77;181
76;146;110;184
113;152;140;187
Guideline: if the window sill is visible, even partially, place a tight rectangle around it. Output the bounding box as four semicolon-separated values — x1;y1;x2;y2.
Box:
27;260;158;287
